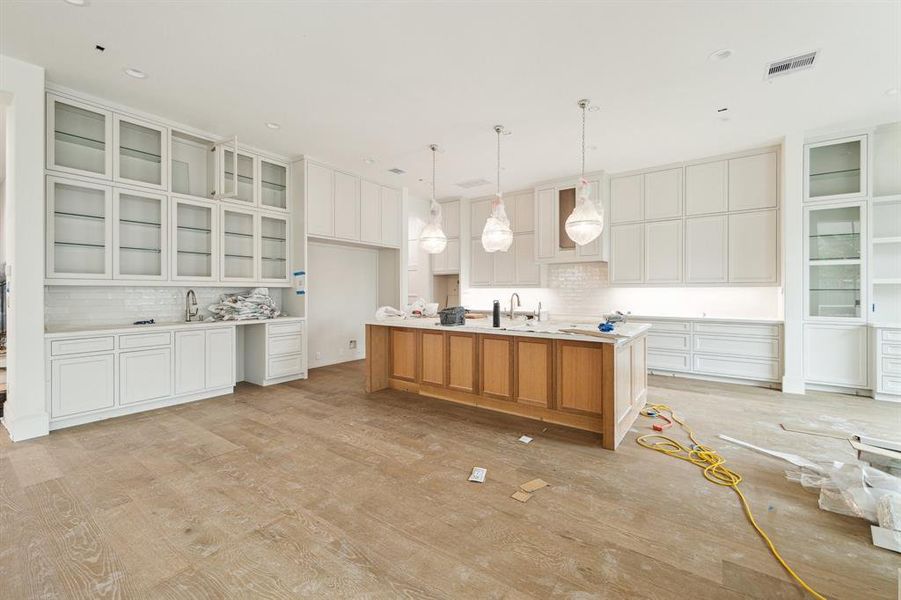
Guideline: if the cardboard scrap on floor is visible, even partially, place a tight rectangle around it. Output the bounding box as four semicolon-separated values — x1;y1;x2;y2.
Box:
520;478;550;493
518;435;533;444
511;490;532;503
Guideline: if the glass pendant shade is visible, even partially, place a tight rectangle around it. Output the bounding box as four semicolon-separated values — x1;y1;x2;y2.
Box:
420;200;447;254
481;194;513;253
564;177;604;246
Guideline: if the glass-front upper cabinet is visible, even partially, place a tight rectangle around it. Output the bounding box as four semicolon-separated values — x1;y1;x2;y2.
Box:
221;207;258;281
260;159;288;211
805;135;867;202
114;189;167;280
259;214;289;281
114;115;167;190
220;145;257;206
170;130;217;200
47;94;113;180
46;176;113;279
806;202;866;320
172;198;217;281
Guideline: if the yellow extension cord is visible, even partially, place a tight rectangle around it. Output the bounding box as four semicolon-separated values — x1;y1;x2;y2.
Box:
636;403;827;600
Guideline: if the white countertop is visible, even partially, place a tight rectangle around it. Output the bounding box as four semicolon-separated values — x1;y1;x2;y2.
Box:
367;317;651;344
628;314;784;325
45;316;305;338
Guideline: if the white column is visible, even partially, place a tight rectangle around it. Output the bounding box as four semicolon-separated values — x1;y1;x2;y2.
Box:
1;55;48;440
781;133;805;394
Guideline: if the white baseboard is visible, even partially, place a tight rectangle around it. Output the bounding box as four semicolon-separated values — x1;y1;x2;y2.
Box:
1;411;51;441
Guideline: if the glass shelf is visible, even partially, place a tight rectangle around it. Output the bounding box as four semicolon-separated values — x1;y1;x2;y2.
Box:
225;231;253;238
225;172;254;184
810;288;860;292
55;130;105;151
810;168;861;178
55;241;105;249
225;253;253;259
120;218;162;227
262;235;286;242
177;250;211;256
120;145;162;163
262;180;286;191
809;233;860;238
120;246;161;253
262;257;286;261
177;225;211;233
55;210;105;221
810;257;861;262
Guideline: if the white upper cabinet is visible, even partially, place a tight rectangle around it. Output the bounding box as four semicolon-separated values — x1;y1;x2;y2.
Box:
333;171;360;240
113;188;167;281
220;206;258;282
512;191;535;233
380;186;402;247
114;114;167;190
684;215;727;283
729;152;777;211
610;223;644;284
170;130;217;200
514;233;540;285
805;135;867;202
172;197;218;281
445;238;461;273
259;214;289;282
728;209;778;283
431;199;461;275
644;168;682;220
259;159;288;211
533;177;608;264
443;200;461;238
470;238;492;286
471;198;491;235
610;174;644;223
47;94;113;180
644;219;682;283
536;187;556;259
685;160;727;215
46;176;113;279
359;180;382;243
493;241;517;285
306;161;334;237
221;147;257;206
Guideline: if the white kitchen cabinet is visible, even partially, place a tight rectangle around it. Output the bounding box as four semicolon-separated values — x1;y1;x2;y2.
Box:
514;233;540;285
51;353;116;418
221;148;257;206
804;324;868;387
113;188;168;280
46;93;113;180
685;160;727;215
873;327;901;401
470;238;492;286
380;186;402;247
729;152;777;211
205;328;235;389
221;206;258;282
443;199;461;238
114;114;167;190
644;168;682;220
445;238;461;273
533;178;607;264
805;135;867;202
172;197;218;281
360;180;382;243
334;171;361;240
536;187;556;259
46;176;113;279
610;223;644;284
684;215;727;283
306;161;334;237
493;239;517;285
170;130;218;200
259;159;288;211
805;201;865;321
259;214;290;282
728;209;778;283
175;330;206;394
644;219;682;283
119;348;172;405
611;174;643;223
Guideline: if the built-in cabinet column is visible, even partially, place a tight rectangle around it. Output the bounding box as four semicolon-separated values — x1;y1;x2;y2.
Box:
432;199;461;274
469;191;538;287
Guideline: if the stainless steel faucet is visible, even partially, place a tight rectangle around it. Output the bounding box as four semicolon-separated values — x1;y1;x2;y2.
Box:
185;289;199;322
508;292;521;319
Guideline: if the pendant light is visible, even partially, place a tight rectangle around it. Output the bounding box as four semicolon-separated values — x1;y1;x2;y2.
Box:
564;99;605;246
481;125;514;253
419;144;448;254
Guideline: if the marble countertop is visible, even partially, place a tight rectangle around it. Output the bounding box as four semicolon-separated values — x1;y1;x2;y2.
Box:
45;316;305;338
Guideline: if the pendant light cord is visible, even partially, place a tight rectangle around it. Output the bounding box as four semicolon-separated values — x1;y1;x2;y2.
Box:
581;102;587;178
431;145;437;202
496;126;502;198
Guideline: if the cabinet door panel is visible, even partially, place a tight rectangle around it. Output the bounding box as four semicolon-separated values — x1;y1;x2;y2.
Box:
390;328;418;381
47;176;114;279
307;162;334;237
480;335;513;400
729;152;777;211
610;175;643;223
644;219;682;283
729;210;777;283
443;200;460;238
120;348;172;405
380;187;401;247
175;330;206;394
685;160;727;215
51;354;116;417
803;324;868;387
114;115;167;189
445;238;460;272
513;191;535;233
515;233;540;285
610;223;643;283
447;333;477;393
114;189;167;280
172;198;217;281
47;93;113;179
205;328;235;389
644;168;682;220
221;207;258;281
420;331;445;386
515;338;553;407
685;215;727;283
334;171;361;240
536;188;556;259
493;242;516;285
470;239;492;286
556;342;604;415
360;180;381;243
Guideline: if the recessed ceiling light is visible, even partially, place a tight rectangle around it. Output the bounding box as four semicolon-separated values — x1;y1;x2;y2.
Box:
588;105;601;112
709;48;733;61
124;68;146;79
886;88;900;96
363;157;375;165
64;0;88;6
265;122;280;130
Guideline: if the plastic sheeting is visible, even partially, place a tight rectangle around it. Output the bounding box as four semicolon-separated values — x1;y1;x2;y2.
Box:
207;287;281;321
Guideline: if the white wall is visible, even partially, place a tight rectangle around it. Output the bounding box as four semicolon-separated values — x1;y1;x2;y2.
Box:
1;55;47;441
308;241;377;368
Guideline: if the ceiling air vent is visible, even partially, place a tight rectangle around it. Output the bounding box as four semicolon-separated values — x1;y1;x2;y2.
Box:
455;178;492;189
387;167;406;175
766;51;818;80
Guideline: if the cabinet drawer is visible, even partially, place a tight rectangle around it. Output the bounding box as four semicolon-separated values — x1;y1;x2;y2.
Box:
882;330;901;343
883;343;901;357
268;321;303;337
692;322;781;338
693;334;780;359
119;331;172;349
883;357;901;377
267;353;304;379
647;351;690;372
640;320;690;333
268;335;302;357
647;333;690;352
693;355;780;382
50;336;115;356
881;376;901;395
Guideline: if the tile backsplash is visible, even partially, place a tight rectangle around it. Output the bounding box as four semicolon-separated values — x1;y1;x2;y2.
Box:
44;286;285;328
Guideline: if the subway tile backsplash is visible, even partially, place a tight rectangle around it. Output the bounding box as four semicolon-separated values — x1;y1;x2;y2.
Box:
44;286;285;328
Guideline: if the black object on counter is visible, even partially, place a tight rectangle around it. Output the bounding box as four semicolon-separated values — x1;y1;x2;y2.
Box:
492;300;500;327
133;319;155;325
438;306;466;326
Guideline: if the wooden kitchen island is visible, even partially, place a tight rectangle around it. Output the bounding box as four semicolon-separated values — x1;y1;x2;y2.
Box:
365;319;650;450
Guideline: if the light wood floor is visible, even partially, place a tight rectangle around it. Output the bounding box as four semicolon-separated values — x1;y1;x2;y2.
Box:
2;362;899;599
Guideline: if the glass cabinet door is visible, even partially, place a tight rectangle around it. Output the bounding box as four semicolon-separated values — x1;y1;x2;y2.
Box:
222;148;257;205
221;207;258;281
46;176;113;279
170;130;217;200
173;199;217;280
260;159;288;211
805;135;867;202
114;115;167;189
47;94;112;179
807;203;865;319
114;189;167;280
260;215;289;281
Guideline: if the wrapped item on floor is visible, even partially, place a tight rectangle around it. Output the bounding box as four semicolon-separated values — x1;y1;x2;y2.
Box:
207;287;281;321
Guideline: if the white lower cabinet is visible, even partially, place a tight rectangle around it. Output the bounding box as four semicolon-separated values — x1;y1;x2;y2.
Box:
51;353;116;417
205;328;235;389
244;320;305;385
873;327;901;401
175;329;206;394
120;347;172;405
804;323;868;388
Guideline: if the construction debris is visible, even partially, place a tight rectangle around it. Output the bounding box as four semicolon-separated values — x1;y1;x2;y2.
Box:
518;435;533;444
519;478;550;493
511;490;532;503
468;467;487;483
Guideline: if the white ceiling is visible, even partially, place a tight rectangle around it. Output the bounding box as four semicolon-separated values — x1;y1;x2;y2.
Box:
2;1;899;199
